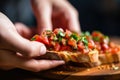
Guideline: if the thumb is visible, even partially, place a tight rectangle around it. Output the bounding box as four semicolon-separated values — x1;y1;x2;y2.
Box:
0;12;46;58
31;0;52;34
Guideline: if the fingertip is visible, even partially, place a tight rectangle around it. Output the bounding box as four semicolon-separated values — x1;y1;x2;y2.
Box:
39;44;46;55
58;60;65;65
50;60;65;66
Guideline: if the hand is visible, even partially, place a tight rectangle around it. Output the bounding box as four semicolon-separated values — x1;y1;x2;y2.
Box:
0;13;65;72
31;0;81;34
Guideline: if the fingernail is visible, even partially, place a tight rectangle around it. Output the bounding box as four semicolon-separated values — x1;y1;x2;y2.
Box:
50;60;65;65
39;45;46;55
58;60;65;64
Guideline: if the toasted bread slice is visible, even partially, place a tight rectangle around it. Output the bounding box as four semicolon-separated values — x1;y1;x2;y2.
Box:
99;51;120;64
38;49;101;67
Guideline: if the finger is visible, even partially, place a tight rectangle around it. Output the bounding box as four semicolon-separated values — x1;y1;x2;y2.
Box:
0;49;63;72
17;59;65;72
15;22;36;39
5;51;65;72
63;1;81;33
66;8;81;33
11;40;47;57
0;13;46;57
51;0;81;33
31;0;52;34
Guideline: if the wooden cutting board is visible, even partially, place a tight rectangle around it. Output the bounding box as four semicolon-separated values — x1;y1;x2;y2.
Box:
34;63;120;80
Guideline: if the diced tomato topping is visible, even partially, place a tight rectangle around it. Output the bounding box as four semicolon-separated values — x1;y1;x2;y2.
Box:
31;35;42;42
31;28;120;53
102;37;109;44
65;29;72;39
111;47;119;54
106;48;112;53
49;33;57;40
92;31;103;37
54;28;64;34
102;43;109;50
88;39;95;49
109;42;116;48
40;36;49;45
54;29;60;34
60;45;71;51
82;49;89;54
68;39;77;47
95;42;101;50
88;43;94;49
54;42;61;51
61;38;66;45
77;41;85;50
49;35;54;40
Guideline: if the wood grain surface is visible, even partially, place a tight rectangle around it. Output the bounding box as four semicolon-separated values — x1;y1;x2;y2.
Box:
34;63;120;80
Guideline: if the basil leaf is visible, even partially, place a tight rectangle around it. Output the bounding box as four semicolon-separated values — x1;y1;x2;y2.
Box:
85;31;90;36
58;31;65;37
31;37;35;41
71;33;80;41
102;35;109;44
58;37;62;42
81;31;90;36
53;36;58;41
80;37;88;46
93;37;100;42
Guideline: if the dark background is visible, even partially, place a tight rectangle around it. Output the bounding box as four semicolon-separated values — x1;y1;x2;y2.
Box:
69;0;120;36
1;0;120;36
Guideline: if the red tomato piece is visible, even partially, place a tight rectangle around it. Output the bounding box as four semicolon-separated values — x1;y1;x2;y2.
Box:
68;39;77;47
109;42;116;48
77;41;85;50
60;45;71;51
40;36;49;45
102;43;109;50
111;47;119;54
95;42;101;50
32;35;42;42
54;42;61;51
65;29;72;39
54;28;64;34
92;31;103;38
88;39;95;49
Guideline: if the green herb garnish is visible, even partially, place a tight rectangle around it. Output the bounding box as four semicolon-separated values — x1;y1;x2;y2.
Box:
53;36;58;41
70;33;80;41
81;31;91;36
58;31;65;37
58;37;62;42
31;37;35;41
84;31;90;36
104;36;109;42
93;37;100;42
80;36;88;47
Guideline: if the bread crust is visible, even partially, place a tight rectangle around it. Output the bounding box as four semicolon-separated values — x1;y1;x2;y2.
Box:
38;49;101;67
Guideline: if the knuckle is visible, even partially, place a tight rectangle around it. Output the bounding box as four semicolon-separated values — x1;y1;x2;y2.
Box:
24;47;35;58
27;42;44;58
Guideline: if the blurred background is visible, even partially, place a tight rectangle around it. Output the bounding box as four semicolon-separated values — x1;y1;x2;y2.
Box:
0;0;120;36
70;0;120;36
